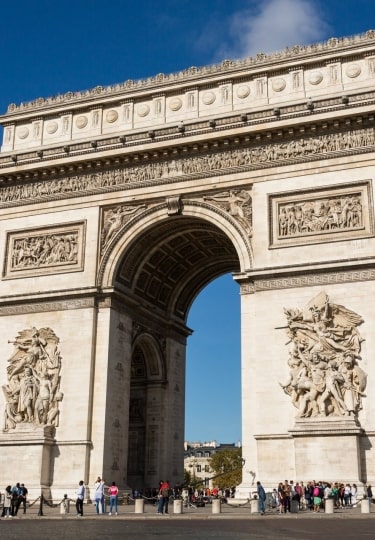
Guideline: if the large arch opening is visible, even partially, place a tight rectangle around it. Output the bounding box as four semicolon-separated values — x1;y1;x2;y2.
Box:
185;273;241;444
108;212;245;489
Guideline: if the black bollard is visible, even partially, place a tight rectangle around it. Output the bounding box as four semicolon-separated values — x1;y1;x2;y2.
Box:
38;493;44;516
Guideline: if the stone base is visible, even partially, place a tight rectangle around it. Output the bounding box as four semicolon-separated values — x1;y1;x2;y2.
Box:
226;498;250;506
289;416;363;436
0;424;56;499
289;417;363;483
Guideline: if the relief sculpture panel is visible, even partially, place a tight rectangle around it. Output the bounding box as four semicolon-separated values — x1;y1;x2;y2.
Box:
3;222;85;279
2;327;63;431
270;182;373;247
279;291;367;420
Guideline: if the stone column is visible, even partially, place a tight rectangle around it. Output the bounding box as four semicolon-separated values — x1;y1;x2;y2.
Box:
89;302;132;486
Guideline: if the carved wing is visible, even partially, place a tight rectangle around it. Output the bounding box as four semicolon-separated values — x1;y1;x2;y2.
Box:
353;365;367;392
237;190;251;204
38;327;59;344
330;304;364;329
7;328;33;363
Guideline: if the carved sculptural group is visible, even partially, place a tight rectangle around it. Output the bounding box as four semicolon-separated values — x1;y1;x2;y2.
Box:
280;292;367;419
2;327;63;431
278;194;363;238
11;232;79;270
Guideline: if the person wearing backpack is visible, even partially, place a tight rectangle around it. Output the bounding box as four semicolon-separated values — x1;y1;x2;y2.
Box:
157;480;171;515
313;484;322;512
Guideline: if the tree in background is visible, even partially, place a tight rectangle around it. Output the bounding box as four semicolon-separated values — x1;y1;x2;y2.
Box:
209;447;243;488
184;468;192;486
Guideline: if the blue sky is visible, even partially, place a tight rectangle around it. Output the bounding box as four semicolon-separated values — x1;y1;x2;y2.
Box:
0;0;373;443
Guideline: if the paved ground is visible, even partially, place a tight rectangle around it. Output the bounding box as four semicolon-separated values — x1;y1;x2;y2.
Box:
1;500;375;540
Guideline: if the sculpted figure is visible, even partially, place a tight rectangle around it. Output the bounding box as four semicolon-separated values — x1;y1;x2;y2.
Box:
34;370;53;424
2;327;63;430
294;351;327;417
102;204;147;248
204;190;252;237
279;292;367;419
18;367;37;422
338;352;367;415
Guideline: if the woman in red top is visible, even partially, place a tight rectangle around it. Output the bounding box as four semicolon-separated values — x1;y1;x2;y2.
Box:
108;482;119;515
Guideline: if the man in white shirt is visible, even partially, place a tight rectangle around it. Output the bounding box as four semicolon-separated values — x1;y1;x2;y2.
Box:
94;476;105;514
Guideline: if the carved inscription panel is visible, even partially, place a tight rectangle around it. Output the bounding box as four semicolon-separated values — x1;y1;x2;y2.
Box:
3;221;86;279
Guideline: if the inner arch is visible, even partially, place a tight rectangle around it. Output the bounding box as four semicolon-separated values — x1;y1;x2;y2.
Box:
115;215;241;321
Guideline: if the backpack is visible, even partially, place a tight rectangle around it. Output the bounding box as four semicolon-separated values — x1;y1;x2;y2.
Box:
162;487;169;497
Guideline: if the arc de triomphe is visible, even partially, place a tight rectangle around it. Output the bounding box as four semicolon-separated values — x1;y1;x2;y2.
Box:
1;31;375;498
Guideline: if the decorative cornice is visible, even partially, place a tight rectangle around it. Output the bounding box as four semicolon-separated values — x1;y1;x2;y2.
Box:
239;267;375;294
3;30;375;115
0;296;96;316
1;90;374;169
0;121;375;208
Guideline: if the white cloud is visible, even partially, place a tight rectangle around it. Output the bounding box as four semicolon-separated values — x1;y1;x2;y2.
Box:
216;0;331;60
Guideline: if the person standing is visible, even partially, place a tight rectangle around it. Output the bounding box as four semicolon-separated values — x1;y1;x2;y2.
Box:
157;479;171;515
257;481;266;515
2;486;12;518
108;481;119;516
94;476;105;514
11;483;21;516
18;484;28;514
75;480;85;517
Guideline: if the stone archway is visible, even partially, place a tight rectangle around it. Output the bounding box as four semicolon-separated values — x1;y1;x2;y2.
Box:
97;206;246;491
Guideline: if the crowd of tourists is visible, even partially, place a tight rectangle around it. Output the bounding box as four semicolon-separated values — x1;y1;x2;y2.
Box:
0;483;28;518
269;480;373;513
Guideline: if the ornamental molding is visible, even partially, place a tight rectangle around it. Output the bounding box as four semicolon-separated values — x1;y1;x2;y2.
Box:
0;297;96;316
239;267;375;294
0;124;375;209
4;30;375;114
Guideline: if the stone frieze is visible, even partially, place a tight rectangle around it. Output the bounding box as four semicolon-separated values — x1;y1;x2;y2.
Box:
0;126;374;208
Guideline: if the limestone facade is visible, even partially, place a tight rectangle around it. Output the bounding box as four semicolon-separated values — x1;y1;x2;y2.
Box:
0;31;375;498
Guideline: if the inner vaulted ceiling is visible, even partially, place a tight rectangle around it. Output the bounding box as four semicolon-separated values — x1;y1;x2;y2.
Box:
116;216;240;321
